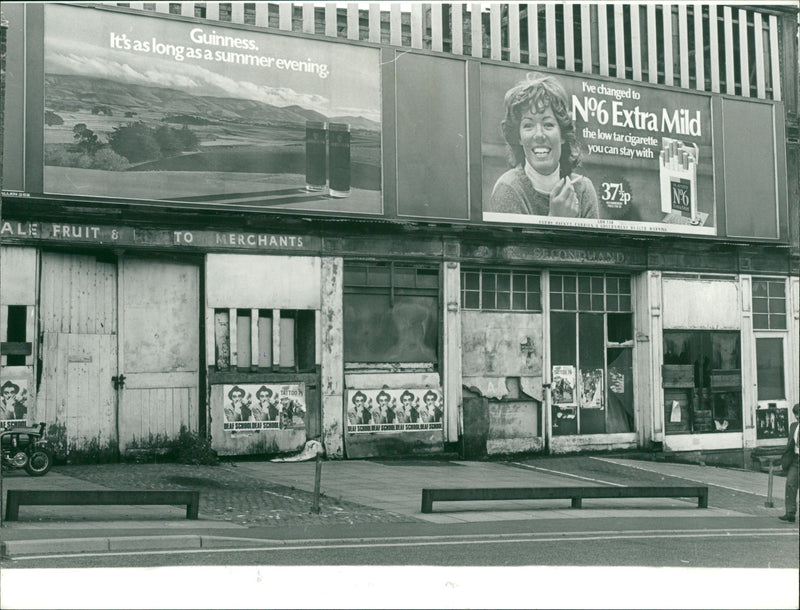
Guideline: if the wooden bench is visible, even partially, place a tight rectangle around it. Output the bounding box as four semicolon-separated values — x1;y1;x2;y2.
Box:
4;490;200;521
421;486;709;513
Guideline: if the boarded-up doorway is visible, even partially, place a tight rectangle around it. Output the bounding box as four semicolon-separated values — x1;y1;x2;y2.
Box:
38;251;118;455
118;257;200;451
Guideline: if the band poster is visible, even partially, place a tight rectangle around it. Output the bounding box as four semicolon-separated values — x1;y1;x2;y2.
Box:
551;366;576;405
347;388;443;434
222;383;305;432
580;368;605;410
1;378;29;427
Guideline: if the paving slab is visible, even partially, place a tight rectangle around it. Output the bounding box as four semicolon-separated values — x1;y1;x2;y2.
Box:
593;457;775;497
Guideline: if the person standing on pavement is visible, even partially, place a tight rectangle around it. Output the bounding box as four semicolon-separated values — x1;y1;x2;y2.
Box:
779;403;800;523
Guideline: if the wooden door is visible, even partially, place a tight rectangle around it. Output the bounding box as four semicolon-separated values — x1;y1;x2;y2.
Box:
118;258;200;451
38;252;118;455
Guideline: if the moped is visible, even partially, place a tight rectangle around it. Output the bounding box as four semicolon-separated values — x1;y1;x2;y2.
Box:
1;422;53;476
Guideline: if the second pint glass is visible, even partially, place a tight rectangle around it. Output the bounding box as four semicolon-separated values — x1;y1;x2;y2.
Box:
328;122;351;198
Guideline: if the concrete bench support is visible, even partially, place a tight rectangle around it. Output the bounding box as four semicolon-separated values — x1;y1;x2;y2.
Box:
4;490;200;521
420;486;709;513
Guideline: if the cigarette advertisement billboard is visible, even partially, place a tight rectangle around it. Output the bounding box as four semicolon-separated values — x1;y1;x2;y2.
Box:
42;3;382;214
481;65;716;236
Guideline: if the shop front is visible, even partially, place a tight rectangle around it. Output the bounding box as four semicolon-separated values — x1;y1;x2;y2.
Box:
656;274;746;454
205;253;322;456
548;271;638;453
341;261;446;458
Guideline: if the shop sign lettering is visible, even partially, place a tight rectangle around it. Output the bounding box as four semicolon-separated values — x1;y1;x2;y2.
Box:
2;222;316;251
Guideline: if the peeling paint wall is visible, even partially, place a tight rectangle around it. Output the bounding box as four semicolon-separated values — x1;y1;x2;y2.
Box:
321;257;344;458
662;278;740;329
550;433;637;454
461;310;544;455
206;254;322;309
486;400;542;455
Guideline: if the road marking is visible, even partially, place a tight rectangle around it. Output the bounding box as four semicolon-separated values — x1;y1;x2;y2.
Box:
510;462;626;487
592;457;768;496
9;529;797;561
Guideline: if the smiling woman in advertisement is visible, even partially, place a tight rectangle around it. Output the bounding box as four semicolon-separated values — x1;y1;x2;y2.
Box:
490;74;598;219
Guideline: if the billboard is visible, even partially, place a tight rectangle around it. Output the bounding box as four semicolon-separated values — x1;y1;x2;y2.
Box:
481;65;715;235
42;4;382;214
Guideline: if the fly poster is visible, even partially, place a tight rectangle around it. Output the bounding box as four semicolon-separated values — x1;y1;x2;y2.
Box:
222;383;305;432
1;379;29;427
481;65;715;235
42;4;381;215
347;388;444;434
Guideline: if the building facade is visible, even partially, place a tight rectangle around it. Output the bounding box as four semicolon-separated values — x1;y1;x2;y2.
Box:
1;2;798;466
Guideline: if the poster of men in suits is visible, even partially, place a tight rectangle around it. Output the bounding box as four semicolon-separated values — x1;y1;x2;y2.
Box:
347;388;443;434
222;383;305;432
1;379;29;426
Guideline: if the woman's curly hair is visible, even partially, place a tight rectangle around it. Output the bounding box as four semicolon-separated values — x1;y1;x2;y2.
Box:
500;74;582;175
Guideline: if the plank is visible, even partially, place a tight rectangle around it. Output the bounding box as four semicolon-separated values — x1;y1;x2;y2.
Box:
769;15;781;100
509;3;521;63
545;4;557;68
753;11;765;98
739;9;750;96
581;4;591;73
694;5;705;90
597;3;609;76
724;6;735;95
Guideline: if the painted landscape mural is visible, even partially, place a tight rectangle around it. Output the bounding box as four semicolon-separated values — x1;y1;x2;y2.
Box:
43;4;382;214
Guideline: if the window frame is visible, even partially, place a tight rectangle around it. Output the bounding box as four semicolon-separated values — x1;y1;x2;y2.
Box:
460;267;542;313
751;276;787;331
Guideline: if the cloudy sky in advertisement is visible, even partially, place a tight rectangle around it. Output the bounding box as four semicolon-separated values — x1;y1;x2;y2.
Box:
44;4;381;122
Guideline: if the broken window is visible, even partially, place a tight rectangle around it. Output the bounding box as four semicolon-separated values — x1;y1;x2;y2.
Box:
550;274;634;436
343;263;439;367
5;306;28;366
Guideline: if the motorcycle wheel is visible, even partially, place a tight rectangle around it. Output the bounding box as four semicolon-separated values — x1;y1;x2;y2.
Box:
25;448;53;476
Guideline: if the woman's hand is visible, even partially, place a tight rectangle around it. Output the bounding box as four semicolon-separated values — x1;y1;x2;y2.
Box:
549;176;580;217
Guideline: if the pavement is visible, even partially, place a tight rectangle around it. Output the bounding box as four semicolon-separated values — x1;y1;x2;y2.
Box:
0;453;796;558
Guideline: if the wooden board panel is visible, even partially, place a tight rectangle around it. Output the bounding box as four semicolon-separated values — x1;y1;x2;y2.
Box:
738;9;750;96
490;4;501;60
119;259;200;451
614;4;626;78
678;4;689;88
708;5;720;92
753;12;765;98
509;3;520;64
768;15;781;100
545;4;557;68
580;4;591;73
597;4;609;76
723;6;735;94
694;6;705;91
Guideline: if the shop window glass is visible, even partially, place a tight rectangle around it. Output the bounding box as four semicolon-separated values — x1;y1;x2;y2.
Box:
756;338;785;400
345;263;439;365
663;331;742;434
550;276;634;437
461;269;541;312
752;278;787;330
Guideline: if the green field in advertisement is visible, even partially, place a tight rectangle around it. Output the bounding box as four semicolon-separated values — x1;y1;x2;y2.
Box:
481;65;715;236
42;4;382;214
